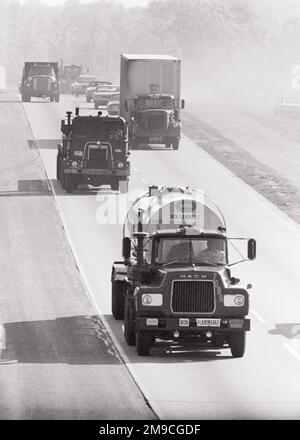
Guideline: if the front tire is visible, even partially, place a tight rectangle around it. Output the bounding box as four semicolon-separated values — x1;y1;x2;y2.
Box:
124;297;136;346
56;153;61;180
55;95;60;103
65;175;74;193
229;332;246;358
172;139;179;150
136;331;152;356
111;280;126;320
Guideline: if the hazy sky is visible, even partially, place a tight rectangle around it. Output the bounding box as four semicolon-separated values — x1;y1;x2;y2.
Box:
20;0;150;6
18;0;300;19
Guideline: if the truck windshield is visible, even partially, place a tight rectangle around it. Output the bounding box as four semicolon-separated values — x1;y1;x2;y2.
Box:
136;97;173;110
64;66;81;76
28;66;54;76
153;237;227;266
72;118;125;140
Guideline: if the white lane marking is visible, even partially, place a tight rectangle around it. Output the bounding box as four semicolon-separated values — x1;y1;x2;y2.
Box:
132;166;138;173
142;177;149;185
283;342;300;361
251;309;267;325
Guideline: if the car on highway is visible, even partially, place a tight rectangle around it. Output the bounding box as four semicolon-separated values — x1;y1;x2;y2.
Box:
70;75;99;96
93;84;119;109
274;96;300;117
106;93;120;115
85;80;113;102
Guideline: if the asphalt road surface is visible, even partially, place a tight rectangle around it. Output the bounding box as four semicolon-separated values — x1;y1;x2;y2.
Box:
0;90;155;420
19;93;300;419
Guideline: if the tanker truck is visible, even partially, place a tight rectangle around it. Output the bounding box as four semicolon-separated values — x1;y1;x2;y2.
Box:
120;54;185;150
111;186;256;357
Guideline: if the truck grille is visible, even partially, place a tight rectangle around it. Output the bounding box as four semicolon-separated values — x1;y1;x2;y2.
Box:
33;77;51;91
86;148;109;169
147;114;166;130
172;280;215;313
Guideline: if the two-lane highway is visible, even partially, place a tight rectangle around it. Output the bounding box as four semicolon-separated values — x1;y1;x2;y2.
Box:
24;94;300;419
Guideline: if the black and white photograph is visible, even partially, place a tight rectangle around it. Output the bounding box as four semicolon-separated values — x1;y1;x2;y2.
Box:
0;0;300;426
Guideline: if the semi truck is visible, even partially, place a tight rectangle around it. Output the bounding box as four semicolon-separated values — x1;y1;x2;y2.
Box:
20;62;60;102
120;54;185;150
111;186;256;357
56;108;130;193
60;64;83;94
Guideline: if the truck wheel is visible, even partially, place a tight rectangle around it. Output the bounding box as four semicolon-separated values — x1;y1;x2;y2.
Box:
86;97;91;103
50;96;54;102
136;331;152;356
65;175;74;193
165;141;172;148
229;332;246;358
21;94;27;102
56;153;61;180
111;280;126;320
94;103;98;109
172;139;179;150
55;95;60;103
124;297;136;346
111;180;119;191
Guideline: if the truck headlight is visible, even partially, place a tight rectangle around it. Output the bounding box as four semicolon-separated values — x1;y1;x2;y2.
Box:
117;162;124;168
142;293;163;306
72;161;78;167
224;294;245;307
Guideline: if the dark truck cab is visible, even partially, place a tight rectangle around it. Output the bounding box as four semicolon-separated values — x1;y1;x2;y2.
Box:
20;62;59;102
56;108;130;193
60;64;82;94
111;186;256;357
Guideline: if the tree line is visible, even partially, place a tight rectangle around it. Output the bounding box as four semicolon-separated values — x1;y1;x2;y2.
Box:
1;0;299;97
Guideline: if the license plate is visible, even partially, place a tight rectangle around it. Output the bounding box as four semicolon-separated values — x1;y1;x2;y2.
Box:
196;319;221;327
179;318;189;327
149;137;162;142
146;318;158;326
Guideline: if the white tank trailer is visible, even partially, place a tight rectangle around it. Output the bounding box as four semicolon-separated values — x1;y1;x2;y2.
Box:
111;186;256;357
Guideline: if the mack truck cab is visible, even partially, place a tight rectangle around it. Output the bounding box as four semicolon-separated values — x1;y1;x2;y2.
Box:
56;108;130;193
125;94;185;150
111;186;256;357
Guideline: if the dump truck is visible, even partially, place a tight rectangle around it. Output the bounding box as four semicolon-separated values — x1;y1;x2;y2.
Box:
56;108;130;193
20;62;59;102
120;54;185;150
111;186;256;357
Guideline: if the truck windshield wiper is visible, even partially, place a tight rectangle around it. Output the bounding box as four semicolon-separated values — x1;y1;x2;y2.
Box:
162;260;183;267
195;260;223;267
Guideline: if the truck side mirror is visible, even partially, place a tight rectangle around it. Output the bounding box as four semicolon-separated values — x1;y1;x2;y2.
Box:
122;237;131;261
181;99;185;109
247;239;256;260
124;100;128;112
